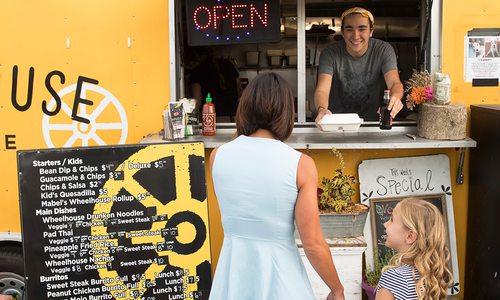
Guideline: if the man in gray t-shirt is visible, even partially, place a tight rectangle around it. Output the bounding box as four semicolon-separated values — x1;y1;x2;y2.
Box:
314;7;403;123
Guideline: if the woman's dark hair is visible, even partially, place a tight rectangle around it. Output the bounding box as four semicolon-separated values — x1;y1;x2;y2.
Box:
235;72;294;141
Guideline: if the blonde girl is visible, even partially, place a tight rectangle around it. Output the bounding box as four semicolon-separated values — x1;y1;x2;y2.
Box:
376;198;453;300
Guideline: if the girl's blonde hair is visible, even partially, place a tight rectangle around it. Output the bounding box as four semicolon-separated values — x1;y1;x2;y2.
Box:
382;198;453;299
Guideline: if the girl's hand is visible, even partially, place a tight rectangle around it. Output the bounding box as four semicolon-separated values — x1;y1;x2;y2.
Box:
326;290;345;300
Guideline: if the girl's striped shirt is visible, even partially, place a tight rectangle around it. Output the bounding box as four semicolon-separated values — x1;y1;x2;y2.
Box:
377;264;420;300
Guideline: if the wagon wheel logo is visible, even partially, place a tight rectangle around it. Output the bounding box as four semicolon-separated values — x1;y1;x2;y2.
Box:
42;83;128;148
91;144;210;299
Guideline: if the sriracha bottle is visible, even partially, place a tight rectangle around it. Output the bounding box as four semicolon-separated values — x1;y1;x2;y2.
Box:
202;93;216;136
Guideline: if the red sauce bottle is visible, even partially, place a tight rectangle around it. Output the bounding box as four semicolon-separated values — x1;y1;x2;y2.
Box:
202;93;216;136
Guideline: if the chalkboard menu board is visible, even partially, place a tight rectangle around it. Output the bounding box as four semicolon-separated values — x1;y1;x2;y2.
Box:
18;143;211;300
185;0;281;46
370;195;448;260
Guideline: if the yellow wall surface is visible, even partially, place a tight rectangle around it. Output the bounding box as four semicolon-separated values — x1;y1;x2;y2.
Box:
440;0;500;297
0;1;498;299
0;1;169;233
442;0;500;106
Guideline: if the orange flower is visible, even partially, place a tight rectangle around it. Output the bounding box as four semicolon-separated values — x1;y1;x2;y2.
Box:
410;87;429;105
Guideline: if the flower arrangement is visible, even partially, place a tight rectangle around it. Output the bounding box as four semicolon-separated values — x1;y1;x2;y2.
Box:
404;69;433;110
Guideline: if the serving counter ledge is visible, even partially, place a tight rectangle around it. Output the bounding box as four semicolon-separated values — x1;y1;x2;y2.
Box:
141;125;476;150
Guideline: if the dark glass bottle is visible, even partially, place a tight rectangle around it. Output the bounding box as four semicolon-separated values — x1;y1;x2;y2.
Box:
379;90;392;130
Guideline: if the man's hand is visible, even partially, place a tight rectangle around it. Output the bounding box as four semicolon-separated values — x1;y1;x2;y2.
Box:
388;96;403;118
315;107;332;129
383;70;404;118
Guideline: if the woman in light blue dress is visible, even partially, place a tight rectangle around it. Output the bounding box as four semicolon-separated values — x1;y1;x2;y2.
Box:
209;73;344;300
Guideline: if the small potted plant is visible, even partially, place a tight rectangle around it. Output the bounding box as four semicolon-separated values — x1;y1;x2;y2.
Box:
317;148;369;238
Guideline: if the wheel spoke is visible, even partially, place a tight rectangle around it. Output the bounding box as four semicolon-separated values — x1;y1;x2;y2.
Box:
63;134;79;147
95;123;124;130
79;86;88;115
61;100;73;116
92;134;106;146
47;123;74;131
90;97;112;119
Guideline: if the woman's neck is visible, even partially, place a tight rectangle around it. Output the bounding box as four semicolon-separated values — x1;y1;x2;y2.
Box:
249;129;275;139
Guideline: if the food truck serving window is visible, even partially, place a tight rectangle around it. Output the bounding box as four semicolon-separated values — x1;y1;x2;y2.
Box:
176;0;436;126
186;0;281;46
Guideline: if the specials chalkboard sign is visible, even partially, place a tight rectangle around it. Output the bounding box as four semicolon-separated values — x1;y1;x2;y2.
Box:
18;143;211;300
370;195;448;260
358;154;461;295
185;0;281;46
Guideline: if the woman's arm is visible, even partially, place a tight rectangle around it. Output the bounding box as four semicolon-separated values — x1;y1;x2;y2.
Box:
295;154;344;299
209;147;219;172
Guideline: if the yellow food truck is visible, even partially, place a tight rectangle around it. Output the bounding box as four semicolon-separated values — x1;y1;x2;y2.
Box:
0;0;498;298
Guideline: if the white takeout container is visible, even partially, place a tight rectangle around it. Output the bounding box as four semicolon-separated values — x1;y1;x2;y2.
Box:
318;113;364;132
